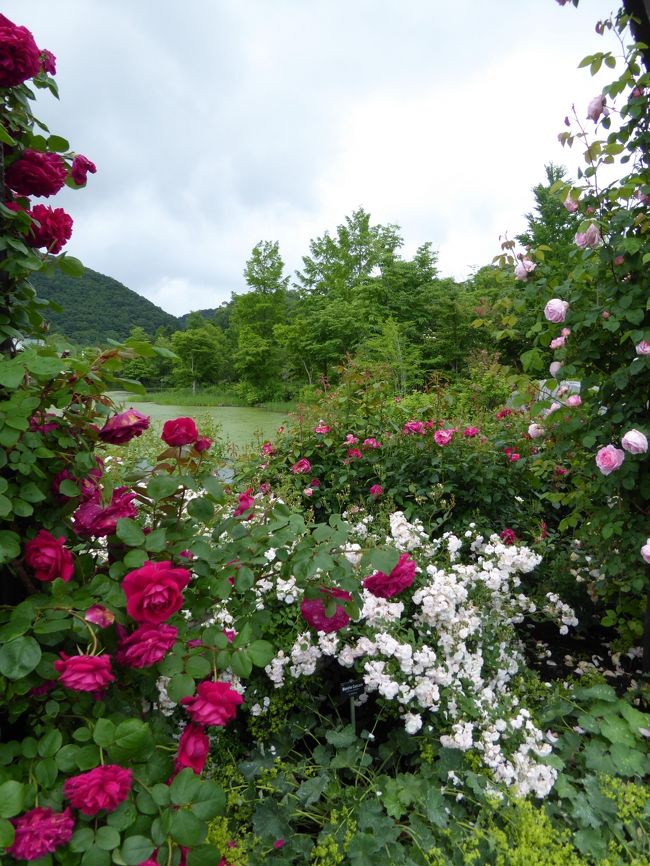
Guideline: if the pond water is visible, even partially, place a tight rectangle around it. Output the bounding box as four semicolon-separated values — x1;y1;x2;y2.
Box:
106;392;287;450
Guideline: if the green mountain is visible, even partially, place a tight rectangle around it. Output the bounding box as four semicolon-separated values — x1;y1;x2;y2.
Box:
30;267;180;345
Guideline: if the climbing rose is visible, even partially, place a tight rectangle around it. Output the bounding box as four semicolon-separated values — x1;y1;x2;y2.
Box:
403;420;425;434
347;447;363;459
26;204;73;254
24;530;74;583
550;336;566;350
549;361;562;377
514;257;536;280
434;429;454;446
301;588;352;633
566;395;582;407
500;528;517;545
369;484;383;496
122;560;191;625
641;539;650;564
195;436;212;452
636;341;650;356
162;416;198;446
314;423;331;434
563;197;579;213
5;149;67;197
64;765;132;815
72;486;137;537
0;14;41;87
115;624;178;668
575;224;601;248
85;605;115;628
181;680;244;726
99;408;150;444
595;444;625;476
544;299;569;323
39;48;56;74
261;441;275;455
587;93;607;122
622;429;648;454
291;457;311;474
175;724;210;774
54;653;115;692
70;154;96;186
463;427;479;437
7;807;75;861
363;553;416;599
528;423;545;439
233;489;255;518
363;437;381;448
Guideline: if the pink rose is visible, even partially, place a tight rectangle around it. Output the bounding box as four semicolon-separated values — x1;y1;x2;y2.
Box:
39;48;56;75
595;444;625;476
344;434;358;444
509;452;521;462
566;395;582;407
314;423;331;434
54;653;115;692
115;624;178;668
563;197;579;213
346;447;363;459
550;336;566;350
72;486;137;536
99;408;150;444
463;427;479;437
24;530;74;582
514;257;536;280
549;361;562;378
587;94;607;122
233;489;255;518
636;341;650;356
403;420;425;435
363;553;416;599
641;539;650;564
70;154;97;186
495;408;513;419
434;429;454;446
8;807;75;862
175;724;210;774
26;204;73;254
528;423;545;439
181;680;244;726
369;484;383;496
363;437;381;448
621;429;648;454
301;587;352;633
64;765;132;815
0;15;41;87
6;149;67;197
544;299;569;323
291;458;312;474
161;416;198;446
575;224;601;248
85;605;115;628
303;487;313;497
195;436;212;452
122;560;191;625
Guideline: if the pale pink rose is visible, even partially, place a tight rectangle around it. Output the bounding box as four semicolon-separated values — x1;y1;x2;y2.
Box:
621;429;648;454
641;539;650;564
303;487;314;497
528;423;545;439
434;429;454;446
544;299;569;323
561;327;571;337
587;94;607;122
636;341;650;356
566;395;582;407
514;257;536;280
595;444;625;475
575;223;601;248
550;336;566;349
547;402;562;415
602;310;610;319
549;361;562;378
563;197;579;213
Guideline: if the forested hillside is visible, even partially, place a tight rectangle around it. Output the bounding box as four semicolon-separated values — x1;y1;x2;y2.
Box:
31;266;179;344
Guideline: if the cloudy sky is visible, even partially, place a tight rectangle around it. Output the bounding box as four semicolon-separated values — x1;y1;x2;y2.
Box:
5;0;617;316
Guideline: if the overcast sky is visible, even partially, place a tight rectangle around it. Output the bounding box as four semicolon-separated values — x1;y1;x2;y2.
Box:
5;0;617;317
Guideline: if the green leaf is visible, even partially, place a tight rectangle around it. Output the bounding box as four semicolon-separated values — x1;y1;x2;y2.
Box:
347;833;382;866
187;845;222;866
0;780;25;818
326;725;358;748
202;476;225;501
248;640;274;667
94;826;121;851
190;782;225;821
169;810;206;846
166;674;195;702
93;719;115;747
0;530;21;564
150;784;171;807
184;656;211;679
109;719;154;763
0;125;17;146
120;836;154;866
144;528;167;553
170;768;202;806
116;519;145;547
0;636;41;679
0;818;15;849
70;828;96;853
0;360;25;389
123;549;147;569
147;476;179;502
38;730;62;757
230;649;253;679
58;255;85;277
366;548;400;575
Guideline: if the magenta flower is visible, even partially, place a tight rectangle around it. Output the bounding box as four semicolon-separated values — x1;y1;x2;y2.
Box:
463;427;479;437
636;341;650;356
369;484;383;496
362;437;381;448
499;528;517;545
344;433;359;444
434;429;454;446
363;553;416;599
563;197;579;213
301;588;352;633
314;423;331;434
346;448;363;459
64;766;132;815
85;605;115;628
550;336;566;350
291;458;312;474
181;681;244;726
403;420;425;435
233;489;255;518
8;807;75;861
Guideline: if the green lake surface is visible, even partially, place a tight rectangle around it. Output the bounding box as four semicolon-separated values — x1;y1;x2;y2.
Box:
106;392;287;450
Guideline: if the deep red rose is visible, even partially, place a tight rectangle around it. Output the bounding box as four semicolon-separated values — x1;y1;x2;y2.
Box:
175;724;210;774
54;653;115;692
64;765;132;815
24;529;74;583
26;204;73;253
161;417;198;446
499;528;517;545
29;412;59;434
0;14;41;88
8;807;75;861
363;553;416;599
115;623;178;668
233;489;254;519
6;149;67;197
181;680;244;726
70;154;97;186
301;587;352;633
72;486;137;537
39;48;56;74
122;560;191;624
99;408;150;444
195;435;212;452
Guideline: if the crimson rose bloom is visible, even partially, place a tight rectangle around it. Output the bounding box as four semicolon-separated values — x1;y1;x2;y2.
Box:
301;588;352;633
8;807;75;861
24;530;74;583
72;486;137;537
54;653;115;692
0;14;41;87
195;435;212;452
290;457;312;474
175;724;210;774
39;48;56;74
363;553;416;599
27;204;73;253
181;680;244;726
233;489;255;518
115;623;178;668
99;408;150;444
64;765;132;815
70;154;97;186
6;149;67;197
122;560;191;624
161;417;198;446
